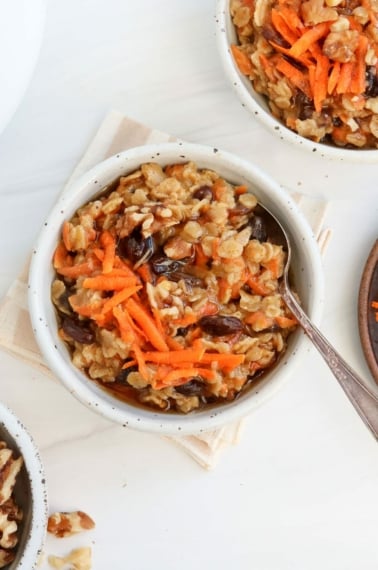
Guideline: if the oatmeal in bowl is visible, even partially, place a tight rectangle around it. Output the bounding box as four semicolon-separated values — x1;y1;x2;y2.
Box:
28;143;324;434
216;0;378;160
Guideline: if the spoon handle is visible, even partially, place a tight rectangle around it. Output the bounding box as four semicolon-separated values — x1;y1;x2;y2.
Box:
282;290;378;440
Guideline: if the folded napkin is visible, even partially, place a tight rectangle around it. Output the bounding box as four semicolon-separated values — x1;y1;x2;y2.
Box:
0;111;332;469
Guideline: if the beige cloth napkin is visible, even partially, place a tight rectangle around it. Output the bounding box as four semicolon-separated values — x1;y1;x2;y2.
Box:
0;111;332;469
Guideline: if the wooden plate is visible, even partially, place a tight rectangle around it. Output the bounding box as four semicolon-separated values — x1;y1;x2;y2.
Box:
358;240;378;385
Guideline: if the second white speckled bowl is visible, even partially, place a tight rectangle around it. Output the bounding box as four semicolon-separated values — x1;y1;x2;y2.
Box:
215;0;378;162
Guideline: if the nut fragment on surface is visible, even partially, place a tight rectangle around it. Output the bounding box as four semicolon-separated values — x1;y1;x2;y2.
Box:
47;511;95;538
48;547;92;570
0;442;23;568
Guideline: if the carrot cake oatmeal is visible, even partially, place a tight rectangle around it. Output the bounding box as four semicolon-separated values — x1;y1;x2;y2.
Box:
230;0;378;148
52;161;298;413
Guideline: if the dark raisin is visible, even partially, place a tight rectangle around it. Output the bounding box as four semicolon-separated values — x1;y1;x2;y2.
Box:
115;365;138;385
193;185;213;201
175;379;205;396
176;327;190;336
294;91;315;120
262;24;290;48
249;215;268;242
366;66;378;97
117;230;156;263
198;315;243;336
151;256;188;275
62;316;94;344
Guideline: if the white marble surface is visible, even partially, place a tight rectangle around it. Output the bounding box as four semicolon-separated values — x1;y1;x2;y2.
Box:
0;1;377;568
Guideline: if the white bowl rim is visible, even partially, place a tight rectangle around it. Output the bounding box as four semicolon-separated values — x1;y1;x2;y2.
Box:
215;0;378;163
0;401;47;569
28;141;324;435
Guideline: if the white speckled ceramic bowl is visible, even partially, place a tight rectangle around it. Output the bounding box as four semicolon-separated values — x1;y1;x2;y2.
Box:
215;0;378;162
28;142;324;435
0;402;47;569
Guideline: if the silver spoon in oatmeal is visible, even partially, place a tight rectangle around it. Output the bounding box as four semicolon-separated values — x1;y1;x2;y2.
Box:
260;205;378;440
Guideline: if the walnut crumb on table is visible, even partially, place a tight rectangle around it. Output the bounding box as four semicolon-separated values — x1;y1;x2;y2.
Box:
48;546;92;570
47;511;95;538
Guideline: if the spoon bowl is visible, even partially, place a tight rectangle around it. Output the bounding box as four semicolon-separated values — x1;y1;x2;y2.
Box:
261;203;378;440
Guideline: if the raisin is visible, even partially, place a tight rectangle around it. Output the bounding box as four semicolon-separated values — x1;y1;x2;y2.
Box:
62;316;94;344
117;230;156;263
198;315;243;336
193;185;213;201
175;379;205;396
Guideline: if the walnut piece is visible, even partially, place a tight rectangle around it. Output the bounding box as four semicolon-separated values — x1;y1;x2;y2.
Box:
48;547;92;570
47;511;95;538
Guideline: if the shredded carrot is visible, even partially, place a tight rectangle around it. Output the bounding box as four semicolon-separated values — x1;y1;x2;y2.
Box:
336;61;354;94
289;22;330;58
195;243;209;266
101;285;142;315
136;263;153;284
313;54;330;113
200;352;245;369
275;315;298;328
62;221;72;251
125;297;169;352
82;276;138;290
234;185;248;195
143;347;205;364
53;242;70;269
68;295;103;317
372;301;378;309
172;313;198;327
327;61;341;95
245;311;274;330
264;257;281;280
350;35;368;95
57;261;95;278
246;275;271;296
259;54;276;82
278;5;304;35
100;231;116;274
231;44;253;75
122;359;137;370
132;343;150;381
271;8;299;45
113;306;137;344
276;57;312;99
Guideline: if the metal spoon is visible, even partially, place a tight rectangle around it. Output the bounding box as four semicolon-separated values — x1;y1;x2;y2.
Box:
258;204;378;440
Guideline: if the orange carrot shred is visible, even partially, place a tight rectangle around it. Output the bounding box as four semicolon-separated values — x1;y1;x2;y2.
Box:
125;297;169;352
271;8;299;45
82;276;138;291
100;230;116;274
231;44;253;75
62;221;72;251
143;347;205;364
327;61;341;95
101;285;142;315
289;22;330;58
336;61;354;94
276;57;312;99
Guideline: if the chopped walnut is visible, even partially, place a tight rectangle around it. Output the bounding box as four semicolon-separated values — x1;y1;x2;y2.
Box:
301;0;338;25
48;547;92;570
323;30;359;62
47;511;95;538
